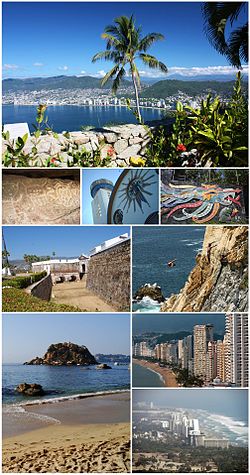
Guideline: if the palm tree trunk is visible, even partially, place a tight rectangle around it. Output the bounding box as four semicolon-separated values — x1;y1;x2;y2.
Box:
131;69;142;123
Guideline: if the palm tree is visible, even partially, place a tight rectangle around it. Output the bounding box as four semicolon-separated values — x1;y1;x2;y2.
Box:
92;15;168;122
202;2;248;68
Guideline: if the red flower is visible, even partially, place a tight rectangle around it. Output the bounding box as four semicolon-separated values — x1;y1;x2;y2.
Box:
107;147;115;157
50;157;57;163
176;143;186;152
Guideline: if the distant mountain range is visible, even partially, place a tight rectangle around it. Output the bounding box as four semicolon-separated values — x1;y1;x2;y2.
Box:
140;78;247;99
2;75;132;92
3;74;247;96
133;330;224;345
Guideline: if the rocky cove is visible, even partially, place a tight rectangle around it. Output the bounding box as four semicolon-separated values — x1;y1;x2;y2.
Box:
134;226;248;313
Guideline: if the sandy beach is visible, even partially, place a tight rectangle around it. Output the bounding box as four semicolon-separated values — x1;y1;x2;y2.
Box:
133;358;178;387
3;392;130;473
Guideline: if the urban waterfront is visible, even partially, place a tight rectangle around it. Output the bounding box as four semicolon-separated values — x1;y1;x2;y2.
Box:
2;104;166;133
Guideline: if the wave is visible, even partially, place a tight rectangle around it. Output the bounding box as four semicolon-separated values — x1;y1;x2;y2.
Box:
3;403;61;425
208;413;248;439
4;388;130;409
132;296;161;313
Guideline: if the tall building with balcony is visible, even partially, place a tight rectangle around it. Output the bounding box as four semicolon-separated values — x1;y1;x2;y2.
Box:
193;324;214;379
224;313;248;387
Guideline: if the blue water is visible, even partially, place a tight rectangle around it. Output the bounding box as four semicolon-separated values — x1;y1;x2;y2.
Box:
132;363;164;387
2;104;165;133
3;363;130;405
132;226;205;311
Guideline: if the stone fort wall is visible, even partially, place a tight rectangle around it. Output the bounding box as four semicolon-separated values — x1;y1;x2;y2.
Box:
86;240;130;311
26;274;53;301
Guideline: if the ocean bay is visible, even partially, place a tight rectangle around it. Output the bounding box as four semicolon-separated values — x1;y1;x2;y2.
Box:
2;104;166;133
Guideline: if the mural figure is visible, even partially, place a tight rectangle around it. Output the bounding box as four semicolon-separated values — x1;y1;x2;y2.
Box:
161;183;245;224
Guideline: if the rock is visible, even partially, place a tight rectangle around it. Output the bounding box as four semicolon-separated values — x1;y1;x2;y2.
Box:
96;363;112;370
114;139;129;154
161;226;248;312
100;144;116;161
24;342;97;366
117;144;141;159
103;132;117;143
71;134;90;145
134;284;165;302
16;383;45;396
129;137;143;145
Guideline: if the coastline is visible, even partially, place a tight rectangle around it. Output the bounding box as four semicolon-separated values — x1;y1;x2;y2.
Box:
133;358;178;387
3;392;130;472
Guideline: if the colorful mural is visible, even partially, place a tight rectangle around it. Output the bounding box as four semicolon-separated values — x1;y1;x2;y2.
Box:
161;183;246;224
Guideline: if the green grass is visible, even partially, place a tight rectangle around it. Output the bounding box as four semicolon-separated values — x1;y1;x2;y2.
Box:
2;287;82;312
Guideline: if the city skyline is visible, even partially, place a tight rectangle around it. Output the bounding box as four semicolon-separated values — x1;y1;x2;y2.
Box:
133;314;248;387
3;2;248;79
3;313;130;363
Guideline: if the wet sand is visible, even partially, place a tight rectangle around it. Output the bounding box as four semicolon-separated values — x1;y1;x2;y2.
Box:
3;392;130;473
52;278;115;312
133;358;178;387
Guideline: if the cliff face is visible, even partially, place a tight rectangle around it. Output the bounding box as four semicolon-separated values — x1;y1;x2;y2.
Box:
24;342;97;366
161;226;248;312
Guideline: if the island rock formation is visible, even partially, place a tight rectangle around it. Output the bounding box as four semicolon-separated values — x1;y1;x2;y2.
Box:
161;226;248;312
24;342;97;366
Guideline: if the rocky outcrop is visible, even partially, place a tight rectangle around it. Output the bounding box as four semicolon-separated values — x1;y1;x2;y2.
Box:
96;363;112;370
133;284;165;303
2;124;151;168
15;383;45;396
161;226;248;312
24;342;97;366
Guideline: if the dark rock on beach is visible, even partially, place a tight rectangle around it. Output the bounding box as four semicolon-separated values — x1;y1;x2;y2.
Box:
24;341;97;366
96;363;112;370
15;382;45;396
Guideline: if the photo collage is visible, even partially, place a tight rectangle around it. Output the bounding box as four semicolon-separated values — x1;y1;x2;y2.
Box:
2;1;249;474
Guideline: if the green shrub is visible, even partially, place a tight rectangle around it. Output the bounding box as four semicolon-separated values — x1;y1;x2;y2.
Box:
2;287;82;312
2;271;47;289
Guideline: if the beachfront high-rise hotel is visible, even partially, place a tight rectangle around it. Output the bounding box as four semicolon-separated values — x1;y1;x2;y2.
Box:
224;313;248;387
193;324;214;379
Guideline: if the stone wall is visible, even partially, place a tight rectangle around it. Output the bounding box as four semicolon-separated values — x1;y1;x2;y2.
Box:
161;226;248;312
86;240;130;311
26;274;53;301
2;124;151;167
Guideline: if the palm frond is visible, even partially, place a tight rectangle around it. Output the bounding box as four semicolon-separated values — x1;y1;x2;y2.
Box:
101;64;120;86
139;53;168;72
92;50;122;63
227;23;248;67
139;33;165;52
112;67;126;94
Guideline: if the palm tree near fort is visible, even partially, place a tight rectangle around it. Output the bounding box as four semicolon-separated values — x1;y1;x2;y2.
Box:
202;2;248;68
92;15;168;122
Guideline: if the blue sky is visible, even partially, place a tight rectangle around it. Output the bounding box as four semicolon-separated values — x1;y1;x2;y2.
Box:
3;225;130;260
3;313;130;362
82;169;122;223
133;313;225;335
3;1;248;79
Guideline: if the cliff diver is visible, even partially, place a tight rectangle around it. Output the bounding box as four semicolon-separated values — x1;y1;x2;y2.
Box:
167;259;177;268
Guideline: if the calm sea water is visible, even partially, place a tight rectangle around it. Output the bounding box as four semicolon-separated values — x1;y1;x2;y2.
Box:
2;104;165;132
132;226;205;311
132;363;164;387
3;363;130;405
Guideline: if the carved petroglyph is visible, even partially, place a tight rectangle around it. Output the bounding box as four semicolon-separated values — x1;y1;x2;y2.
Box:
3;175;80;224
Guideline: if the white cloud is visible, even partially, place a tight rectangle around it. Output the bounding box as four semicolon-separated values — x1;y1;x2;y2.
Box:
138;65;249;78
80;70;86;74
3;64;19;70
33;62;44;67
97;70;106;77
58;65;69;71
